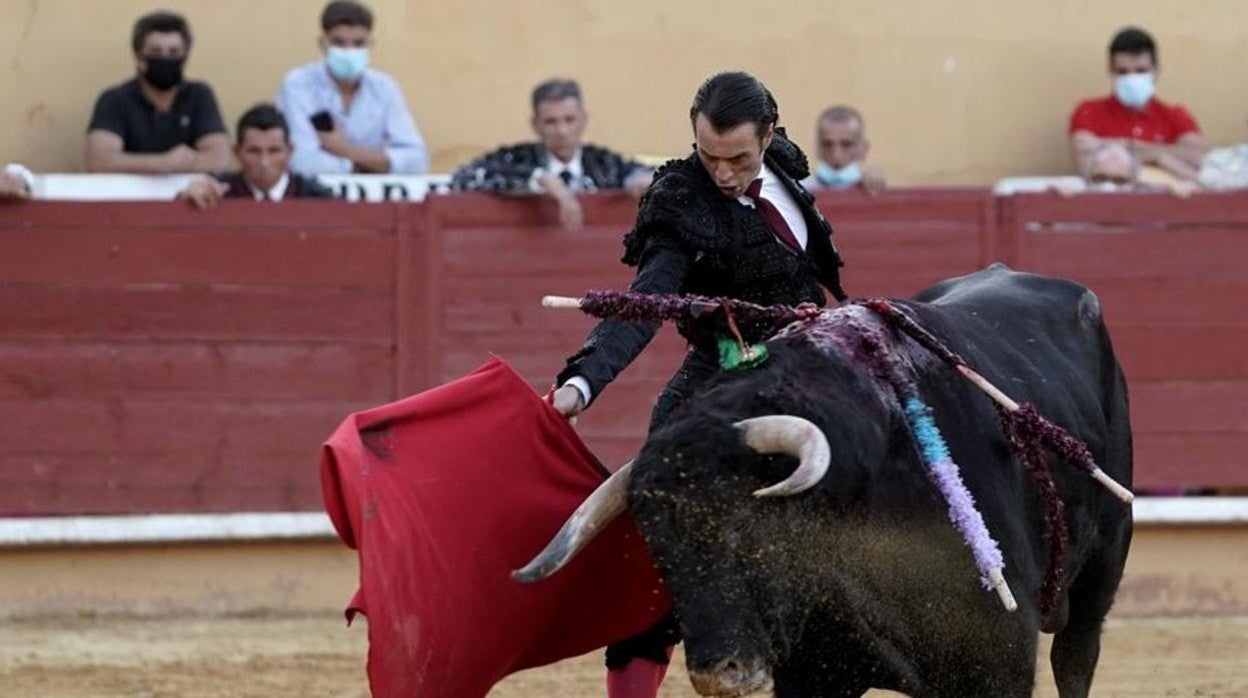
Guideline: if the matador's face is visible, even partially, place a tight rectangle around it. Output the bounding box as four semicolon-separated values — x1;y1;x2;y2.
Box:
694;114;774;200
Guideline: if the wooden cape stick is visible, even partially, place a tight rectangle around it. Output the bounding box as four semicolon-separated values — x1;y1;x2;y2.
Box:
542;295;583;309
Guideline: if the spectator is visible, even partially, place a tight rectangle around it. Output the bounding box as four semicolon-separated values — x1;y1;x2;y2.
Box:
277;1;427;175
1069;27;1207;182
1;163;34;200
177;104;335;210
1083;142;1139;192
804;105;885;192
993;143;1198;196
85;11;229;174
1040;142;1197;197
450;78;653;230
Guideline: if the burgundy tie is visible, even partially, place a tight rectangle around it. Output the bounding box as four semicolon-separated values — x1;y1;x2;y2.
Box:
744;178;803;253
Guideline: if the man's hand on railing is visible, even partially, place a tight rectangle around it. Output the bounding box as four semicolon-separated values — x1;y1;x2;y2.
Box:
162;145;201;174
177;176;229;211
624;170;654;199
0;171;31;201
537;171;585;232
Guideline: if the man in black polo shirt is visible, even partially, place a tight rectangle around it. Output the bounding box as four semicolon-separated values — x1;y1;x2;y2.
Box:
85;11;229;174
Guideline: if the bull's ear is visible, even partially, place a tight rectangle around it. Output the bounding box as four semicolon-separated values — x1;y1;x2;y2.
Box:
1077;290;1103;327
734;416;830;497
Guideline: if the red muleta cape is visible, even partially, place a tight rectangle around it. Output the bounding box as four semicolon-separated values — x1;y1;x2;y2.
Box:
320;357;671;697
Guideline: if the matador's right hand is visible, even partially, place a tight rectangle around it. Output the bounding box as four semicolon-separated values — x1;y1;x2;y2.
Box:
551;385;586;424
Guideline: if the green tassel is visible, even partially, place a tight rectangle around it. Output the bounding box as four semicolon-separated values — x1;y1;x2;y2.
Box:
717;335;770;371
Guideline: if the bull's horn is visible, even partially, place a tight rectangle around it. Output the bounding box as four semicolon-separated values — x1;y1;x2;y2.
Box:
512;460;633;583
736;416;831;497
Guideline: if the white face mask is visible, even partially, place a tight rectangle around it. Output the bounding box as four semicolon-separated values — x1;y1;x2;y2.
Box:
326;46;369;82
1113;72;1155;109
815;162;863;189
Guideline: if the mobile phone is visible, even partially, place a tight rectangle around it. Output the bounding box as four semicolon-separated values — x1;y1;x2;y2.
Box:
310;110;334;132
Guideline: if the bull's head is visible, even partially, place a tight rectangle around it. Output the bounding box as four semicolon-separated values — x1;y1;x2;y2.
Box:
514;415;828;696
514;332;898;694
511;414;831;582
515;341;893;696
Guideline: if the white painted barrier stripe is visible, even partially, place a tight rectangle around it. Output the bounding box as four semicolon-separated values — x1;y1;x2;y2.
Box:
0;512;336;547
1130;497;1248;525
0;499;1245;547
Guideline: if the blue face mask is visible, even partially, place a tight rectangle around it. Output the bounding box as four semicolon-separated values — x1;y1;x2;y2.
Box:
815;162;863;189
326;46;369;82
1113;72;1155;110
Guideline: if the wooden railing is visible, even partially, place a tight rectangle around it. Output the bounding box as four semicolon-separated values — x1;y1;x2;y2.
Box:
1;189;1244;514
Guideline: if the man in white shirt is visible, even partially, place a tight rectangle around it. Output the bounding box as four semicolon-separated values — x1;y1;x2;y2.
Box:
178;104;335;209
276;1;427;175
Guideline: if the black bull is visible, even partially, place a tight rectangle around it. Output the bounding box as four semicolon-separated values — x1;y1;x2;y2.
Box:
518;266;1133;697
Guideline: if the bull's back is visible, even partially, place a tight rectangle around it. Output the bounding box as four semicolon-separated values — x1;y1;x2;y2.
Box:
912;264;1105;350
906;265;1132;608
909;265;1117;406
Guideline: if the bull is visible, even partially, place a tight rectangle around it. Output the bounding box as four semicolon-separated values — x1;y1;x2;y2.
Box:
516;265;1133;697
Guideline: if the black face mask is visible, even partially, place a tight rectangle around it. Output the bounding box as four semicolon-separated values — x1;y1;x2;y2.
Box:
143;56;185;90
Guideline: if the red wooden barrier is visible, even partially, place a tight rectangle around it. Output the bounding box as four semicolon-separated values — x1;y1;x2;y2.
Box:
408;189;1000;471
411;193;686;470
818;187;1000;295
1;189;1244;514
1000;192;1248;489
0;202;401;514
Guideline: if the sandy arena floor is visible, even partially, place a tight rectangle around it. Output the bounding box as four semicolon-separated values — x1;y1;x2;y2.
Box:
1;614;1245;697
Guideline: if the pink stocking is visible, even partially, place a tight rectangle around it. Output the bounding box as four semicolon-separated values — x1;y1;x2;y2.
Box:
606;646;675;698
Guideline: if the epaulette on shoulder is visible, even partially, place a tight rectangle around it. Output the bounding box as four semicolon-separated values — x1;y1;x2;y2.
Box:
767;130;811;181
580;143;623;166
622;157;724;265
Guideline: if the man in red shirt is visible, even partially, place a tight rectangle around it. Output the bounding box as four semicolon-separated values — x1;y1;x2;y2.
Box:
1069;27;1207;181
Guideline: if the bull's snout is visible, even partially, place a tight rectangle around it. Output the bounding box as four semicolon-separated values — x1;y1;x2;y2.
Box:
687;656;773;697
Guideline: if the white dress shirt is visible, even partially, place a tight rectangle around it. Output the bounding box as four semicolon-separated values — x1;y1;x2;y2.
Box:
533;148;594;192
277;61;428;175
737;164;809;250
246;173;290;202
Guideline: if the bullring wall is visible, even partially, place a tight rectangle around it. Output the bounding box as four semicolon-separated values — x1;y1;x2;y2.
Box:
1;190;1246;516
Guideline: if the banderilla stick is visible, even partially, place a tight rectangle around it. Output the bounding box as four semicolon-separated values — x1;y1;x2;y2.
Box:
989;568;1019;612
863;298;1134;506
956;365;1134;504
548;293;1134;507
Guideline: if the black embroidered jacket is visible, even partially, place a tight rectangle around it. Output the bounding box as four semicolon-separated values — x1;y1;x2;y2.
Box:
449;142;648;193
216;172;335;200
555;131;848;403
